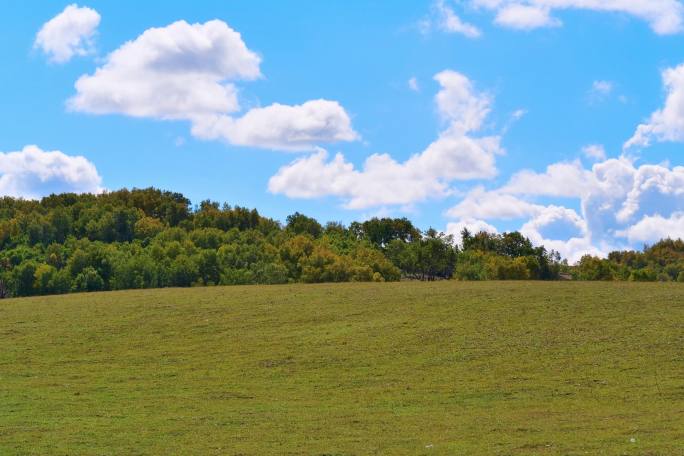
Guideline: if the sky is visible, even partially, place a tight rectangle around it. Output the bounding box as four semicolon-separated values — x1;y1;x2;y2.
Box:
2;0;684;262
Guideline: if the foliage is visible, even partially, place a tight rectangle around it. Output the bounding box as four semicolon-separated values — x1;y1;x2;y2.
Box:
454;229;562;280
0;189;406;297
2;187;680;296
573;238;684;282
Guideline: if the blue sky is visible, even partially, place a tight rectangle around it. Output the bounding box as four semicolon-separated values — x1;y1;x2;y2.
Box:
3;0;684;261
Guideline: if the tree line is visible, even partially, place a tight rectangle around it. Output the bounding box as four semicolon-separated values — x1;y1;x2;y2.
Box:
0;188;680;297
574;239;684;282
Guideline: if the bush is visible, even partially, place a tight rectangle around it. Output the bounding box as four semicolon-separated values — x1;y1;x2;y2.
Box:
72;267;105;292
254;262;289;285
111;255;159;290
629;268;658;282
576;256;614;281
13;261;38;296
168;255;199;287
33;263;57;295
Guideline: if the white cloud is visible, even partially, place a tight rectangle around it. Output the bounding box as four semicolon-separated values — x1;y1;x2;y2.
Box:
434;0;482;38
269;135;501;209
494;4;561;30
191;100;359;151
471;0;684;35
625;63;684;149
520;205;600;262
444;155;684;262
616;163;684;223
579;157;638;245
503;160;591;197
34;4;100;63
446;218;499;246
498;157;638;249
434;70;491;133
585;159;684;248
582;144;607;161
445;164;598;253
521;205;586;241
446;197;607;263
69;20;260;119
616;213;684;244
408;77;420;92
446;187;543;220
69;20;357;151
269;70;503;208
0;145;103;199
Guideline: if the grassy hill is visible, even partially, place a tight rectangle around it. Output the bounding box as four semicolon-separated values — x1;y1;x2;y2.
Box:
1;282;683;455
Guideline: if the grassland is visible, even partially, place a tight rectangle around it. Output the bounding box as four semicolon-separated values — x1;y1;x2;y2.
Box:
1;282;683;455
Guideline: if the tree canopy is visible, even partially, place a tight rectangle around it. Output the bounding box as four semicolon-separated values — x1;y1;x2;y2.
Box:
0;188;681;297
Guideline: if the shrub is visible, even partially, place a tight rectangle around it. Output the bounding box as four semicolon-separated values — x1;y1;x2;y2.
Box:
72;267;105;292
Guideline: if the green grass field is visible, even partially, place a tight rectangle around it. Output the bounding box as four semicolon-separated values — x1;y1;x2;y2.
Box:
1;282;683;455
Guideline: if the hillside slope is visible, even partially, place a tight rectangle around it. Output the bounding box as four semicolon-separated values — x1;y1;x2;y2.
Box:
1;282;683;455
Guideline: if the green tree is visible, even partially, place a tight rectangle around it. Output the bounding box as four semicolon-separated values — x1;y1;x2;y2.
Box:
169;255;199;287
13;261;38;296
134;216;165;241
575;256;614;281
72;267;105;292
286;212;323;238
34;264;58;295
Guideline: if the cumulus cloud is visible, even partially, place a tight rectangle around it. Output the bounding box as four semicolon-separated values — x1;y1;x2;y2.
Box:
69;19;357;151
520;205;584;240
509;158;635;249
584;159;684;249
34;4;100;63
616;163;684;223
269;136;501;209
434;70;491;133
502;160;591;197
471;0;684;35
0;146;103;199
446;218;499;246
520;206;600;262
625;63;684;149
445;155;684;262
269;69;503;208
191;100;358;151
447;201;604;263
446;187;543;220
69;20;260;119
616;213;684;244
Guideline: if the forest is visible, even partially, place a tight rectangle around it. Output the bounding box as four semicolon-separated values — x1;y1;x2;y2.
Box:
0;188;681;297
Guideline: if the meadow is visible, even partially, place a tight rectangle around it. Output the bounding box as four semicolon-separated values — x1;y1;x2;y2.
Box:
1;282;683;455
